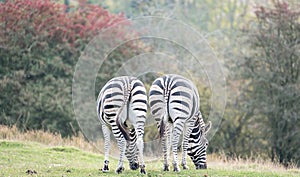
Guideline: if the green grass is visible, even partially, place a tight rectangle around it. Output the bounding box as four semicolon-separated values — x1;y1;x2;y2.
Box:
0;140;299;177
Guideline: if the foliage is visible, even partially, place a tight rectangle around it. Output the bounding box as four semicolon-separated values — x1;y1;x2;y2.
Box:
232;0;300;166
0;0;128;137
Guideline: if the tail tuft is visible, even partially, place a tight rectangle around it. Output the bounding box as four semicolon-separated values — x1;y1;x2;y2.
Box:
159;120;165;139
116;120;130;141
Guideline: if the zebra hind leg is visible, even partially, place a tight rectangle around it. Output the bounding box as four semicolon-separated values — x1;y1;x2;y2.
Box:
137;137;146;174
133;121;146;174
101;124;111;172
181;124;193;170
172;120;185;172
162;122;171;171
158;119;168;171
115;134;127;173
161;133;169;171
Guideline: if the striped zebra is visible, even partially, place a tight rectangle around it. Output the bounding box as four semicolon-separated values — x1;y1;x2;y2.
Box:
96;76;147;174
149;74;211;172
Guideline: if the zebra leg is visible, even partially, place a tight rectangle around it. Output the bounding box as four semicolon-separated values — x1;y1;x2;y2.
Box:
115;136;126;174
171;120;185;172
138;132;147;174
181;123;193;170
161;127;169;171
155;116;169;171
137;133;146;174
131;116;147;174
111;120;126;174
162;122;172;171
101;124;110;172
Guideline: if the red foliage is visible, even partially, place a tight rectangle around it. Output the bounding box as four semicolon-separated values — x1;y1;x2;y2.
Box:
254;1;300;20
0;0;128;51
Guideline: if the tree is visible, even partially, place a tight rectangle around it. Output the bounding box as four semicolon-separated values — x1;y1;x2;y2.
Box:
235;0;300;166
0;0;128;137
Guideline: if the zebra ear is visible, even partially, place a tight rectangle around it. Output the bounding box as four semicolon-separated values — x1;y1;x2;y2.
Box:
204;121;212;134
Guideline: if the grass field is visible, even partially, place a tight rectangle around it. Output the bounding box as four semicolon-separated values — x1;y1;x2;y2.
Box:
0;126;299;177
1;140;299;177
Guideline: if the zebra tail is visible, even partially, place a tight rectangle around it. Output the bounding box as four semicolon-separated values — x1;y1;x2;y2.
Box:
116;88;131;142
159;119;165;139
116;101;131;141
159;97;168;139
116;117;130;141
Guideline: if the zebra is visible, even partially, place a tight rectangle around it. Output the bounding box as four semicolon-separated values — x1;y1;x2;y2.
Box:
149;74;211;172
96;76;147;174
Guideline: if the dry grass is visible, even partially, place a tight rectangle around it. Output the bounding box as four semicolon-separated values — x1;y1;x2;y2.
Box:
208;153;300;173
0;125;100;153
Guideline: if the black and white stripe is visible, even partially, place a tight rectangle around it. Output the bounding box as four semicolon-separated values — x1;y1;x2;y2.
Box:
187;111;211;169
149;74;211;172
97;76;147;174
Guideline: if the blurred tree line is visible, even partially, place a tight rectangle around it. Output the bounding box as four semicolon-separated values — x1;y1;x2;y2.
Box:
0;0;129;137
0;0;299;167
233;1;300;166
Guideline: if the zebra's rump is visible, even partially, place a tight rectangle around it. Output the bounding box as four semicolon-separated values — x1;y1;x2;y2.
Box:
149;74;200;123
97;76;147;125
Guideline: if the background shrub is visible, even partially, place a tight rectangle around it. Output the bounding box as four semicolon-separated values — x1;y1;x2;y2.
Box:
0;0;128;137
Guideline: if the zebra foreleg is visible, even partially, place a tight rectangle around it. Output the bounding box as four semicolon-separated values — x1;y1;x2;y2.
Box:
181;124;193;170
101;124;110;172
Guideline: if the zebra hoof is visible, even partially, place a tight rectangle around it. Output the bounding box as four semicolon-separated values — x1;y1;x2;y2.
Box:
173;164;180;172
101;169;109;173
163;164;169;171
129;162;139;170
115;167;124;174
140;168;146;174
101;164;109;172
182;164;189;170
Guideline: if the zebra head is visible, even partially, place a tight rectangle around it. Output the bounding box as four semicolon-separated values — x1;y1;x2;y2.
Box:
125;128;139;170
187;119;212;169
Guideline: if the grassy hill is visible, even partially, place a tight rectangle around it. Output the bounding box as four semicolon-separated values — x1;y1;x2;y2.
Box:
0;126;299;176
